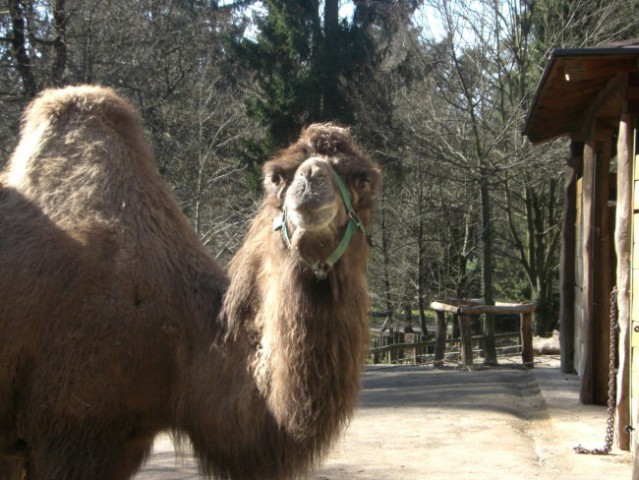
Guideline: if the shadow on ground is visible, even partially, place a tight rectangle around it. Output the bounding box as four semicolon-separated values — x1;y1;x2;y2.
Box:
136;358;631;480
360;365;548;421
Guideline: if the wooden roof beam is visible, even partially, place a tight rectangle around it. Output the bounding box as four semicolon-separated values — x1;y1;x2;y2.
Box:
562;57;639;82
570;73;627;141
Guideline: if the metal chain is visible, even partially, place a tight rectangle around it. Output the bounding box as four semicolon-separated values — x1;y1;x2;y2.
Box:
574;286;618;455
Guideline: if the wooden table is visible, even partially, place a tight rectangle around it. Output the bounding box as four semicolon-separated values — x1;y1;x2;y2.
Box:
429;300;537;368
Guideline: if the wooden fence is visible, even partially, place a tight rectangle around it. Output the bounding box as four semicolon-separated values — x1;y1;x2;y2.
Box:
370;300;537;368
369;331;522;365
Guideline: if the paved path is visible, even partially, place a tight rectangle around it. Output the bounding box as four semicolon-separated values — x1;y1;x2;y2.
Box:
134;357;631;479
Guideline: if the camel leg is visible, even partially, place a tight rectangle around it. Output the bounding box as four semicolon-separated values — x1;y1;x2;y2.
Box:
24;431;154;480
0;435;27;480
0;457;24;480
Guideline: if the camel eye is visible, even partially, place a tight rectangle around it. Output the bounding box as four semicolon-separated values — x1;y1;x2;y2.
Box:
270;173;283;186
265;166;287;188
263;167;290;200
353;173;371;192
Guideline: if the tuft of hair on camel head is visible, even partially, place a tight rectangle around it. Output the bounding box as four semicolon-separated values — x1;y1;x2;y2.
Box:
300;123;356;157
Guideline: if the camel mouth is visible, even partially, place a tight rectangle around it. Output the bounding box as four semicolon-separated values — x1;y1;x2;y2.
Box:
284;197;340;231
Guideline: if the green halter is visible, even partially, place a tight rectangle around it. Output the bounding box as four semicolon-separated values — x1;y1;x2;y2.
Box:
273;167;367;280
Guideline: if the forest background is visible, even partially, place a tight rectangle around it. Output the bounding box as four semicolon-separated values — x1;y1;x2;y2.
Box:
2;0;638;336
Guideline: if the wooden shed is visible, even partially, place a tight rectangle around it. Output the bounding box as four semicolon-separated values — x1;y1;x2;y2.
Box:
523;41;639;461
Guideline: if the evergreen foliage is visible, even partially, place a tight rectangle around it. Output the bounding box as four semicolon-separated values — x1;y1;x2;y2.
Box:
1;0;639;334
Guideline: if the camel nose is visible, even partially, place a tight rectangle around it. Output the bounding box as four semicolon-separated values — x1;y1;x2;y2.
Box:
298;159;329;183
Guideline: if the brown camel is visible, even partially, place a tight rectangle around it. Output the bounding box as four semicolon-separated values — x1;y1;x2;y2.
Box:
0;86;381;480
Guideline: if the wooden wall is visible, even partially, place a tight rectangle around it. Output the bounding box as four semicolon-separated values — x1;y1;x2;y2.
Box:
614;113;631;450
631;123;639;462
559;142;580;374
572;132;614;406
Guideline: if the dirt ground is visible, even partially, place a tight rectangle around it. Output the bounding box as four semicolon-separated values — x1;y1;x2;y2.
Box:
134;356;631;480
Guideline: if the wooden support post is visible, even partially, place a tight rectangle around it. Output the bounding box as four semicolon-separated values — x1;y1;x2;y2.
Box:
593;132;613;406
459;314;474;367
404;333;418;363
560;141;581;374
434;311;446;368
520;312;534;368
390;331;402;363
580;138;596;404
384;335;392;363
615;110;632;450
372;340;380;364
482;312;497;366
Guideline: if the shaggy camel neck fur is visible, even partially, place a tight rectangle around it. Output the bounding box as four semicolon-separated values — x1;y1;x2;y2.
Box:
0;85;381;480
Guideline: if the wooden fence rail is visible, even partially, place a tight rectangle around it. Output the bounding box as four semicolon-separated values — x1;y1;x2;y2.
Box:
369;300;537;368
369;332;522;364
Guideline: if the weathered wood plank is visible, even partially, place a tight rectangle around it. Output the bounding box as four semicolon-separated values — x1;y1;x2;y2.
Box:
560;142;580;374
434;311;446;368
630;108;639;471
614;110;632;450
459;315;474;367
632;341;639;479
457;303;537;315
369;332;521;356
520;313;534;368
430;301;536;315
429;301;461;314
562;57;639;82
579;138;596;404
571;73;626;141
593;134;613;406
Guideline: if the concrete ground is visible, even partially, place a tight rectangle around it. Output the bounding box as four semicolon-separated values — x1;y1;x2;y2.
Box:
134;356;631;479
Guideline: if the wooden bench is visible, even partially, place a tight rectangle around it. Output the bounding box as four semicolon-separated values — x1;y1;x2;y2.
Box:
429;300;537;368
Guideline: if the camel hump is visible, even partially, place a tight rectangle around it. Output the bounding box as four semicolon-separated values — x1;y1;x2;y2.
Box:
23;84;141;130
2;85;163;225
4;85;151;191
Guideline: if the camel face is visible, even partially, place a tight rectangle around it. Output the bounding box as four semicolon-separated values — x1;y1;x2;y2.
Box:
283;156;344;233
264;124;381;279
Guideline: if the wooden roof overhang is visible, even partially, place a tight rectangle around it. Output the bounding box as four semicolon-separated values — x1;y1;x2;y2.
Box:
523;45;639;144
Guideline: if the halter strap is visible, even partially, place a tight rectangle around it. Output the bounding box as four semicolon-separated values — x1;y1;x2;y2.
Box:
273;167;367;280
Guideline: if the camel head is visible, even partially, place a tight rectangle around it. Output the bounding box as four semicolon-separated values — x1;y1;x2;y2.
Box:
265;124;381;279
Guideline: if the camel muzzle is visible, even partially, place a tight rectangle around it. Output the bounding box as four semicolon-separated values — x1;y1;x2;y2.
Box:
273;165;367;280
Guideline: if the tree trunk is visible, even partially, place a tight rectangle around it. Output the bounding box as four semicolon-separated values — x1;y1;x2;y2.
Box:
321;0;340;120
8;0;37;97
417;159;428;336
52;0;67;86
403;303;414;333
380;190;394;331
480;173;497;364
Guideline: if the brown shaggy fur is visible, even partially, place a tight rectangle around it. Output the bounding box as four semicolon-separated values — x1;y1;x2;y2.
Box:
0;85;381;480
